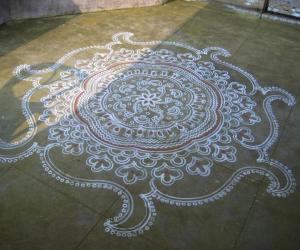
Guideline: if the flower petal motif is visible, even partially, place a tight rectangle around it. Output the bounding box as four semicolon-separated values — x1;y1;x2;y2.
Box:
186;157;213;176
231;127;255;143
48;127;69;142
229;82;247;94
151;163;184;186
62;141;83;156
115;162;147;184
87;155;113;172
212;145;237;162
177;52;196;62
235;110;261;125
235;96;256;109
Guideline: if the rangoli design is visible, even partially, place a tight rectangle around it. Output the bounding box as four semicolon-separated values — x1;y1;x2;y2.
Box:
0;32;296;237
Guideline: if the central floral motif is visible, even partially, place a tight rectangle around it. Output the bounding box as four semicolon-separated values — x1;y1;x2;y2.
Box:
1;32;296;237
104;77;191;128
98;75;194;129
73;62;223;151
136;91;161;107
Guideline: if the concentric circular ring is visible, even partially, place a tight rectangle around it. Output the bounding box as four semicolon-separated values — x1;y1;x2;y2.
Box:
73;61;224;152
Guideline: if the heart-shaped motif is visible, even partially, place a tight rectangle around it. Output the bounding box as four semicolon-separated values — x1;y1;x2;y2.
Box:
115;161;147;184
212;145;236;162
231;127;255;143
62;141;83;156
186;156;213;176
151;163;183;186
235;110;261;125
87;154;113;172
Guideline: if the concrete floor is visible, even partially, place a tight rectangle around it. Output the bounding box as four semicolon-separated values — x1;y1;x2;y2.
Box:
0;0;299;249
